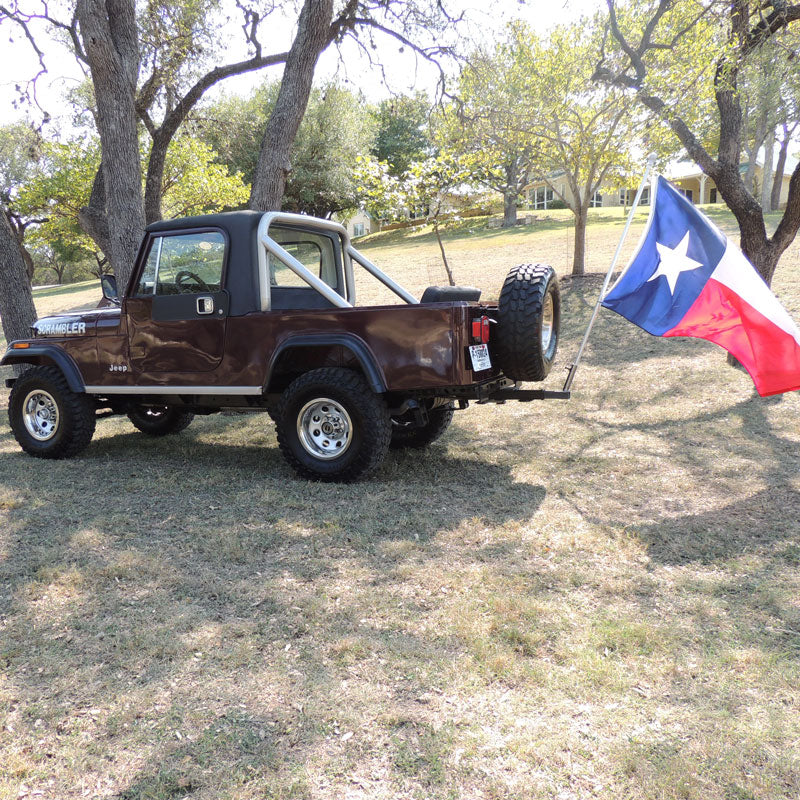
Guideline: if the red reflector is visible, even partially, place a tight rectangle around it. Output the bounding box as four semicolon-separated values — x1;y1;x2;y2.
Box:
471;316;491;344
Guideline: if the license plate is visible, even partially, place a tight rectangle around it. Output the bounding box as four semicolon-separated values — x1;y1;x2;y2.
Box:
469;344;492;372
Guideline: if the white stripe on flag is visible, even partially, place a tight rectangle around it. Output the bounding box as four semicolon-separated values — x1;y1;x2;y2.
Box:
711;240;800;346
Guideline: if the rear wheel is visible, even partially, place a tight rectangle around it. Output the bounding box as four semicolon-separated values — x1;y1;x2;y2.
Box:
8;366;96;459
276;368;391;482
127;405;194;436
390;404;454;449
493;263;560;381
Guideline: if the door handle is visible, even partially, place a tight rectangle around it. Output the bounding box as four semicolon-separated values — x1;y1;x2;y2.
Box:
197;296;214;315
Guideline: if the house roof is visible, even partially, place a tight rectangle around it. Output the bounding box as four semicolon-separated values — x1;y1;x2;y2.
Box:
666;153;799;182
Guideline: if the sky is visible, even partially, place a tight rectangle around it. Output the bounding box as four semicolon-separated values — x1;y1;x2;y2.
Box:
0;0;604;130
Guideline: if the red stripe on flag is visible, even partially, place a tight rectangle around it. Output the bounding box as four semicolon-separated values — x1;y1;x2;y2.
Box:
665;278;800;396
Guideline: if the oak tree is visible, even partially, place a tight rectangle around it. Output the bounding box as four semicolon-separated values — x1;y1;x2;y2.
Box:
594;0;800;286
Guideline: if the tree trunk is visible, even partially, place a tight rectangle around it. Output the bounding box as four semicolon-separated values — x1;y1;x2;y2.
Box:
0;210;37;352
502;192;518;227
760;125;774;212
144;131;170;225
432;220;456;286
771;124;789;212
572;204;588;276
501;160;519;227
249;0;334;211
76;0;145;292
744;109;766;194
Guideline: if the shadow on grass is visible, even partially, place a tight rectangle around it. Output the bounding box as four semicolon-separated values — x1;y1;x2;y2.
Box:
575;392;800;567
634;484;800;565
0;414;545;798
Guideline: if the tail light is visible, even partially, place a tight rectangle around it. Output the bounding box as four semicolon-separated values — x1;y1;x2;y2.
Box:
471;315;491;344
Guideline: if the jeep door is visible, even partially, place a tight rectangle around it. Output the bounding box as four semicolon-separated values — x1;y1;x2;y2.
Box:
125;229;229;373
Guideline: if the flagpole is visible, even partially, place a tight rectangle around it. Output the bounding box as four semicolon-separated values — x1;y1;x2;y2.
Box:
562;154;657;393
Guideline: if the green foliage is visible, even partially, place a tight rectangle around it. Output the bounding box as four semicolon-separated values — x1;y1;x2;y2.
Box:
353;157;406;221
371;92;432;177
160;137;249;218
282;86;377;217
517;18;641;208
0;122;43;207
16;138;101;273
203;82;376;217
11;133;245;283
354;152;474;225
449;31;538;205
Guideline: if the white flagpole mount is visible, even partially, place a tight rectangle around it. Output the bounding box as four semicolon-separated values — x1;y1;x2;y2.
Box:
562;154;657;393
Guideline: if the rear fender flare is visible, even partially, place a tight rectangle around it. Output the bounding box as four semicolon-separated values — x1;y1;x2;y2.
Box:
1;344;86;393
264;334;387;394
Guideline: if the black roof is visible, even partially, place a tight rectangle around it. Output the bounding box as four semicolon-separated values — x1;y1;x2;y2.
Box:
146;209;264;233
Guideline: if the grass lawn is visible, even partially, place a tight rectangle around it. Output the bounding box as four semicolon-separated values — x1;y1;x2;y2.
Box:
1;208;799;799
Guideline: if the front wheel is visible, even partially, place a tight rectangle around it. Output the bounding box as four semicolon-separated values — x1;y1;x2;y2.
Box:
275;368;391;482
8;365;96;459
127;405;195;436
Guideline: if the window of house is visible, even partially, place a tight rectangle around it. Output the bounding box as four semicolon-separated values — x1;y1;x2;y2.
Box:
353;222;365;237
590;191;603;208
135;231;226;296
680;188;694;203
710;188;717;203
533;186;553;209
617;187;649;206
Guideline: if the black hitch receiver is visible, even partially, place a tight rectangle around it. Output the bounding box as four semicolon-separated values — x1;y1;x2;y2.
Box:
490;388;571;402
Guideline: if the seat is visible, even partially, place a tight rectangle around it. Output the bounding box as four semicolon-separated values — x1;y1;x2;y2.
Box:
420;285;482;303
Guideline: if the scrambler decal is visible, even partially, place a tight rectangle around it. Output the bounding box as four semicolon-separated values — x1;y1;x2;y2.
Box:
35;320;86;336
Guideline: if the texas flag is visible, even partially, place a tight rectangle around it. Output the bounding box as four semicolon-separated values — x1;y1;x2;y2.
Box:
602;176;800;396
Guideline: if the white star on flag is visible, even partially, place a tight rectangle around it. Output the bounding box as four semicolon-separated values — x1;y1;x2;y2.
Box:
647;231;703;294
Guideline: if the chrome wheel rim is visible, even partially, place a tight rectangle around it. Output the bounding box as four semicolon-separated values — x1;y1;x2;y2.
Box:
23;390;60;441
297;398;352;460
541;293;554;352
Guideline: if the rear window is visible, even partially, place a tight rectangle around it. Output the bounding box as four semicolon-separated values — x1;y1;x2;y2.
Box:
268;228;339;290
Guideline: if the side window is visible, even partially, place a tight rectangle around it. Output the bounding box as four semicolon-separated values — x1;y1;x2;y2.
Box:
134;231;226;296
135;240;160;296
268;228;339;289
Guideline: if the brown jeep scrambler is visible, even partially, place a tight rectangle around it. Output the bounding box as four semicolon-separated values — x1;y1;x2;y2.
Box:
2;211;566;481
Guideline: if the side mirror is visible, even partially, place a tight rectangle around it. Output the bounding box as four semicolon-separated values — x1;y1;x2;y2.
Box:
100;274;120;305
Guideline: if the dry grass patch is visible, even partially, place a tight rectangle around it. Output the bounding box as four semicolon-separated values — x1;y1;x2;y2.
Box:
1;208;800;799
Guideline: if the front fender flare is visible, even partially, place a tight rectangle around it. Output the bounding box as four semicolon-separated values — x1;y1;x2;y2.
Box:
264;334;387;394
1;344;86;393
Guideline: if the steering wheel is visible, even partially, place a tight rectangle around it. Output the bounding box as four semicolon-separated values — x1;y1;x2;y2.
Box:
174;270;211;293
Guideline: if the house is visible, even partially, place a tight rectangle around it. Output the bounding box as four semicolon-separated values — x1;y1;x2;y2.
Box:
333;208;378;238
666;159;794;207
523;158;795;210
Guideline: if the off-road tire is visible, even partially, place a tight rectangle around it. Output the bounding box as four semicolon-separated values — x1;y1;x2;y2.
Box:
8;365;96;459
276;368;391;482
390;405;454;449
493;263;560;381
127;405;194;436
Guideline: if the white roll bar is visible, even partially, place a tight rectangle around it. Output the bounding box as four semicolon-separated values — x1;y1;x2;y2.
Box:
256;211;419;311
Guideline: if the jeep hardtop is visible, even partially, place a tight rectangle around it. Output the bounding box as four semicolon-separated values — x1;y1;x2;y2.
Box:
2;211;566;481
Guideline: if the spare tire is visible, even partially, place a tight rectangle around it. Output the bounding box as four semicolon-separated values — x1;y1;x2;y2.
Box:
493;263;560;381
